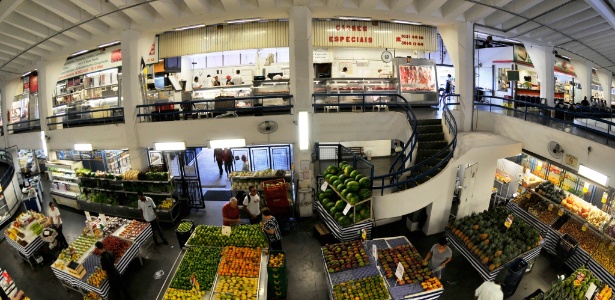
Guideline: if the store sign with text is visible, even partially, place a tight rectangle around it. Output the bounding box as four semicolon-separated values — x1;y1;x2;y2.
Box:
58;46;122;81
313;21;437;51
143;36;159;65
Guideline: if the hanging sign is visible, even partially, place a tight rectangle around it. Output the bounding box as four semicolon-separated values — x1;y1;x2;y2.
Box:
143;36;159;65
58;46;122;81
504;214;514;228
372;245;378;260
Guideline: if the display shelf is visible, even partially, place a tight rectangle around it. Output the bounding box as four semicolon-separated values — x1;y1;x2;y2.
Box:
52;174;78;180
314;201;373;242
81;177;171;184
82;186;172;196
52;180;79;185
51;190;79;198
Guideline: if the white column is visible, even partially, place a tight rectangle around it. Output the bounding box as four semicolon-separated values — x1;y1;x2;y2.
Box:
523;44;555;105
572;58;592;103
597;70;612;104
0;80;10;142
289;6;315;189
438;21;474;132
120;30;150;171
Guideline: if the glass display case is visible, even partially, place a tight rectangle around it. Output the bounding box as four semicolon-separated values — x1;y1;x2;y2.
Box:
319;78;397;93
252;80;290;96
313;79;327;93
395;57;439;105
193;85;253;109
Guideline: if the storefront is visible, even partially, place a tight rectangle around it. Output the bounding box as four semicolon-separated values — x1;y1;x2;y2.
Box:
8;71;40;134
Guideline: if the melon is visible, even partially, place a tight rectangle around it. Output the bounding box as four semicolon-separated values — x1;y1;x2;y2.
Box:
335;200;346;211
324;189;334;198
344;165;355;176
325;202;335;210
341;189;350;198
338;216;351;227
329;176;339;184
338;174;349;183
330;207;338;215
318;192;326;201
359;177;372;189
360;208;370;218
339;161;348;168
324;174;333;182
359;189;372;200
321;199;331;206
336;183;345;191
346;193;359;205
326;165;339;175
346;181;360;192
334;212;343;220
354;174;365;181
344;178;355;185
349;170;361;179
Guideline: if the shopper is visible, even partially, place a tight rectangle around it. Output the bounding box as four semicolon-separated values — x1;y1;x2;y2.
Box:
474;271;506;300
192;76;202;89
137;191;168;247
241;154;250;172
260;208;282;251
243;186;262;224
96;241;132;300
222;197;241;226
222;148;234;175
48;202;68;250
445;74;453;94
214;148;224;176
232;70;243;86
423;236;452;279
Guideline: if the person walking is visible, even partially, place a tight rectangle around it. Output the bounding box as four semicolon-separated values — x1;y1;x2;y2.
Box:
222;148;234;175
137;191;168;248
214;148;224;177
474;271;506;300
241;155;250;172
260;208;282;250
445;74;453;94
96;241;132;300
222;198;241;226
48;202;68;250
423;236;452;280
243;186;262;224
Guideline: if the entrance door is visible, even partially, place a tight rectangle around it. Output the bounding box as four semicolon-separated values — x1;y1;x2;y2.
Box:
173;149;205;209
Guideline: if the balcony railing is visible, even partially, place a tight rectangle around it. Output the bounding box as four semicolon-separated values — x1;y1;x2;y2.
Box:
136;95;293;122
46;107;124;130
7;119;40;134
312;92;402;113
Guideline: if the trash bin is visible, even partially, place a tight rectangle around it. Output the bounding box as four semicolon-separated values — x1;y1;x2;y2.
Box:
501;257;528;298
175;219;195;248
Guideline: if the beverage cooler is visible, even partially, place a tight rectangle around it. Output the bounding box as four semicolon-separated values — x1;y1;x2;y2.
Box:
395;57;439;105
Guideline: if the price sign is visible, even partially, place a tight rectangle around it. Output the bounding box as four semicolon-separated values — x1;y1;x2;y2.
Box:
395;262;405;280
585;282;597;299
548;204;553;211
504;214;514;228
221;226;232;237
581;223;588;232
343;203;352;215
84;211;91;221
321;181;328;192
190;274;201;290
372;245;378;260
602;197;607;204
100;214;107;226
558;208;565;216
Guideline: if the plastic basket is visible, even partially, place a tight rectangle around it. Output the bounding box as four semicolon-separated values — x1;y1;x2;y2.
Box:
175;219;195;248
556;233;578;259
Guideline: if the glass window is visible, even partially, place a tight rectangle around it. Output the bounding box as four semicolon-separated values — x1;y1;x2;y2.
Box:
206;54;223;68
223;52;241;66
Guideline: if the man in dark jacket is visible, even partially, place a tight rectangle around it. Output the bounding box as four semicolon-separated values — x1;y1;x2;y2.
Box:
96;242;131;300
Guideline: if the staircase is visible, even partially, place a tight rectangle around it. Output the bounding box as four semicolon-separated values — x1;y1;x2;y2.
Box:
399;118;451;189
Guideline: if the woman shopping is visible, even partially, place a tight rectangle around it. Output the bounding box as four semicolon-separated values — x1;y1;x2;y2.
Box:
424;236;452;279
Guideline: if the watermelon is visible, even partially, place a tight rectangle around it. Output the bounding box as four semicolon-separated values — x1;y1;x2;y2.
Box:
335;200;346;210
346;193;359;205
349;170;361;179
338;216;351;226
330;207;338;215
360;208;370;218
326;165;339;175
321;198;331;206
358;188;371;200
325;202;335;210
334;212;343;220
336;183;345;191
338;174;349;183
359;177;372;189
344;178;355;185
324;189;334;198
354;174;365;181
318;192;325;201
346;181;360;192
329;176;339;184
339;161;348;168
324;174;333;182
346;213;355;223
340;189;349;198
344;166;355;176
332;180;341;187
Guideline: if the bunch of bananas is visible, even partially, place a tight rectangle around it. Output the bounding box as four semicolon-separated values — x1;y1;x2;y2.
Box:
159;199;174;210
122;170;140;180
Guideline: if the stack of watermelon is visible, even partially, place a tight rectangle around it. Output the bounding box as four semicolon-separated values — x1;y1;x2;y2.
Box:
319;161;373;226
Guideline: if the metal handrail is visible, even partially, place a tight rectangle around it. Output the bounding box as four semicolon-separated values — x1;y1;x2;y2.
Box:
311;93;419;177
136;95;293;121
476;95;615;145
46;107;125;129
7;119;41;135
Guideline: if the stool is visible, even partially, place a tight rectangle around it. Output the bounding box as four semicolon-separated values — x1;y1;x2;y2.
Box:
324;106;339;113
372;105;388;112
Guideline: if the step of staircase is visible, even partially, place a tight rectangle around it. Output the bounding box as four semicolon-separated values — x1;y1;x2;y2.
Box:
419;140;448;149
416;119;442;125
418;132;444;142
416;125;443;134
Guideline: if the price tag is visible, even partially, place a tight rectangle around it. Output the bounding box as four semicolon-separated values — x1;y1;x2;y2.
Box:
581;223;588;232
558;209;565;216
190;274;201;290
372;245;378;260
395;262;405;280
221;226;232;237
99;214;107;226
602;197;607;204
585;282;597;300
320;181;328;192
504;214;514;229
548;204;553;211
343;203;352;215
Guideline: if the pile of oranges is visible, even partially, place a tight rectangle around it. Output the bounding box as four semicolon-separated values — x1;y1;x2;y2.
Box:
218;246;261;278
268;253;285;268
86;268;107;288
421;277;442;291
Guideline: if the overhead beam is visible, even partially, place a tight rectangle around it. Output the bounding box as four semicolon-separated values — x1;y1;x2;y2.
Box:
442;0;474;20
416;0;447;16
528;9;597;39
184;0;210;14
220;0;241;11
257;0;275;8
150;0;181;19
122;5;156;24
586;0;615;31
15;2;92;40
0;0;25;22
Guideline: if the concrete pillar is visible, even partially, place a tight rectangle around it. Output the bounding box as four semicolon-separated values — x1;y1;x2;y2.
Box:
120;30;150;171
289;6;315;189
438;21;474;132
572;58;592;103
0;80;10;143
523;44;555;105
597;70;612;104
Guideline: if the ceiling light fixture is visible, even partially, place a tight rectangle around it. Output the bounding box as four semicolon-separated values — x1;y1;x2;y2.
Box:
338;16;372;21
391;20;422;25
174;24;205;31
70;50;89;57
227;18;261;24
22;71;32;77
97;41;120;48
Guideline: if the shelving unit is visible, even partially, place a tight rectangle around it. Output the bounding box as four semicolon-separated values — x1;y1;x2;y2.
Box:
47;160;82;209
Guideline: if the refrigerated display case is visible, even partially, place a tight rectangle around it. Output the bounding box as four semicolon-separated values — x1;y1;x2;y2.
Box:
395;57;439;105
252;80;290;95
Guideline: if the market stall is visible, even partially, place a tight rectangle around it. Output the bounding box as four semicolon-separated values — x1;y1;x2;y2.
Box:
50;217;152;299
0;268;30;300
520;266;613;300
446;207;543;282
3;211;50;269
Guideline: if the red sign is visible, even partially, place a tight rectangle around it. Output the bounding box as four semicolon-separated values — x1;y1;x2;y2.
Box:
396;35;425;46
328;24;373;44
29;73;38;93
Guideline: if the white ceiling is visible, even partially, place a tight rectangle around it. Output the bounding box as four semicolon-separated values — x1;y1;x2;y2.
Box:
0;0;614;77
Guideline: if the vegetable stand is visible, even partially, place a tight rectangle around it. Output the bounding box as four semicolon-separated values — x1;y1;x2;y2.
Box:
50;218;152;299
3;211;50;269
315;200;374;242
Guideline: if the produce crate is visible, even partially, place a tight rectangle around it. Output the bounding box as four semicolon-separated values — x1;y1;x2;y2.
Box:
556;233;578;259
175;219;194;248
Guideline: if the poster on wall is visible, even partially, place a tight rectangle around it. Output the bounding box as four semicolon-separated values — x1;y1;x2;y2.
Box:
513;45;532;65
554;57;575;76
10;101;21;124
58;45;122;81
143;36;159;65
29;73;38;93
399;64;437;92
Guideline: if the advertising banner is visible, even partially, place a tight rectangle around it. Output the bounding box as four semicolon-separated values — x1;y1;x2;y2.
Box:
58;46;122;81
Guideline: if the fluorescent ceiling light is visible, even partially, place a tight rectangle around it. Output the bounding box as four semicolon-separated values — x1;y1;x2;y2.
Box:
391;20;421;25
70;49;89;57
578;165;608;186
227;18;261;24
154;142;186;151
174;24;205;31
562;55;570;59
501;38;521;43
338;16;371;21
74;143;93;151
210;139;246;149
298;111;309;150
97;41;120;48
22;71;32;77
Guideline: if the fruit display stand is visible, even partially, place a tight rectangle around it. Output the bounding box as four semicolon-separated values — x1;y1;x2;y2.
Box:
530;266;613;300
367;236;444;300
588;240;615;288
446;208;543;282
3;211;50;269
0;268;30;300
320;240;391;300
229;170;293;193
50;219;152;299
315;201;374;242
